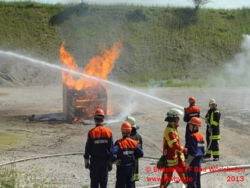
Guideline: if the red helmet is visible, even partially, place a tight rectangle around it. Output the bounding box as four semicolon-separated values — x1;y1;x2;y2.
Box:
121;121;132;134
95;108;105;116
188;97;196;103
189;117;202;127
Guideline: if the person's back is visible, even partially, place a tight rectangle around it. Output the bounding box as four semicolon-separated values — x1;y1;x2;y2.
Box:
184;97;200;148
113;121;143;188
84;108;113;188
86;125;113;159
186;117;205;188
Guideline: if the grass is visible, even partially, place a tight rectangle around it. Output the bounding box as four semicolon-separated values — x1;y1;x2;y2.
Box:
0;165;59;188
0;165;17;188
0;133;26;150
0;2;250;86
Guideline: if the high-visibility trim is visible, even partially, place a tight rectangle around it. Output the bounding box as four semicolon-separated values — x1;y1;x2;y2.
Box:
179;146;184;152
166;138;177;148
134;173;139;181
198;143;205;147
210;135;221;140
211;110;220;126
211;121;219;126
94;139;108;144
212;151;220;155
179;153;185;162
167;158;178;166
206;150;212;154
164;128;178;148
123;150;134;155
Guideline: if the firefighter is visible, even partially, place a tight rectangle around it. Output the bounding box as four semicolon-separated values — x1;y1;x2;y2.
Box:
113;121;143;188
186;117;205;188
160;108;188;188
184;97;200;149
84;108;113;188
126;116;143;181
203;99;221;161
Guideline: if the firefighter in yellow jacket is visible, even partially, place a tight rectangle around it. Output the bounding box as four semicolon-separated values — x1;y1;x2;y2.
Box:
160;108;188;188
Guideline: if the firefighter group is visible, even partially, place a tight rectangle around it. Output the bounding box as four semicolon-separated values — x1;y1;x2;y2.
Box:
84;97;221;188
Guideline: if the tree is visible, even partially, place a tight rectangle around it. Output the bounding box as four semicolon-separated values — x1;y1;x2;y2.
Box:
192;0;210;10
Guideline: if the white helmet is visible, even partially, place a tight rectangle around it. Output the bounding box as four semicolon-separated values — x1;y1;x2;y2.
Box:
126;116;139;129
209;98;217;105
166;108;182;118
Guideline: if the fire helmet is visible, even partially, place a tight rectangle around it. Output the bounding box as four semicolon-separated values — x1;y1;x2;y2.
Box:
188;97;196;103
166;108;182;118
95;108;105;116
165;108;182;122
189;117;202;127
209;99;216;105
121;121;132;135
126;116;138;129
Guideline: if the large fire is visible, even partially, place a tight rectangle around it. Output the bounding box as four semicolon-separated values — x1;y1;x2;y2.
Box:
60;41;122;122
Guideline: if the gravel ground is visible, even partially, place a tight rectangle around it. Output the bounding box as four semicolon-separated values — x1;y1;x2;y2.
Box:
0;85;249;187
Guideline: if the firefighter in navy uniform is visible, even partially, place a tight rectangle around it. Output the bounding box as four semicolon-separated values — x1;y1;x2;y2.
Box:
203;99;221;161
186;117;205;188
184;97;200;149
126;116;143;181
113;121;143;188
84;108;113;188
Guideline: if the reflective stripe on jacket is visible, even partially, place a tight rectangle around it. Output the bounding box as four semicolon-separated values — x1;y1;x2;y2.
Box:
163;125;185;166
184;105;200;123
84;124;113;160
205;109;221;140
113;136;143;167
187;131;205;157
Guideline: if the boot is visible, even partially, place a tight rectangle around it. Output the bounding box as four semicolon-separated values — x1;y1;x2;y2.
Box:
203;154;211;159
213;157;219;161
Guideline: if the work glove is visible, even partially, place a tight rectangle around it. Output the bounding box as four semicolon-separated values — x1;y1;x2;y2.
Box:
84;159;90;169
108;161;112;171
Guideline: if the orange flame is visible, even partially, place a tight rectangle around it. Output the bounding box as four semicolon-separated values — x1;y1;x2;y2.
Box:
60;41;121;120
60;43;79;88
60;41;122;90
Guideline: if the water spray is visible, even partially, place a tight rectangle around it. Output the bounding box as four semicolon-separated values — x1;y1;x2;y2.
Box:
0;50;184;111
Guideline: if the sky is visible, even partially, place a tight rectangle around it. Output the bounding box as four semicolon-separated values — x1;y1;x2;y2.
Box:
2;0;250;9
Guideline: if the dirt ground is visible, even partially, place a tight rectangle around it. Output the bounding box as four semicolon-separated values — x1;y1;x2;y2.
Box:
0;85;250;188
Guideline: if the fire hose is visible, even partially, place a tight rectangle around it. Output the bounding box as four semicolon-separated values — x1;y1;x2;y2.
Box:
0;152;249;188
0;152;158;167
